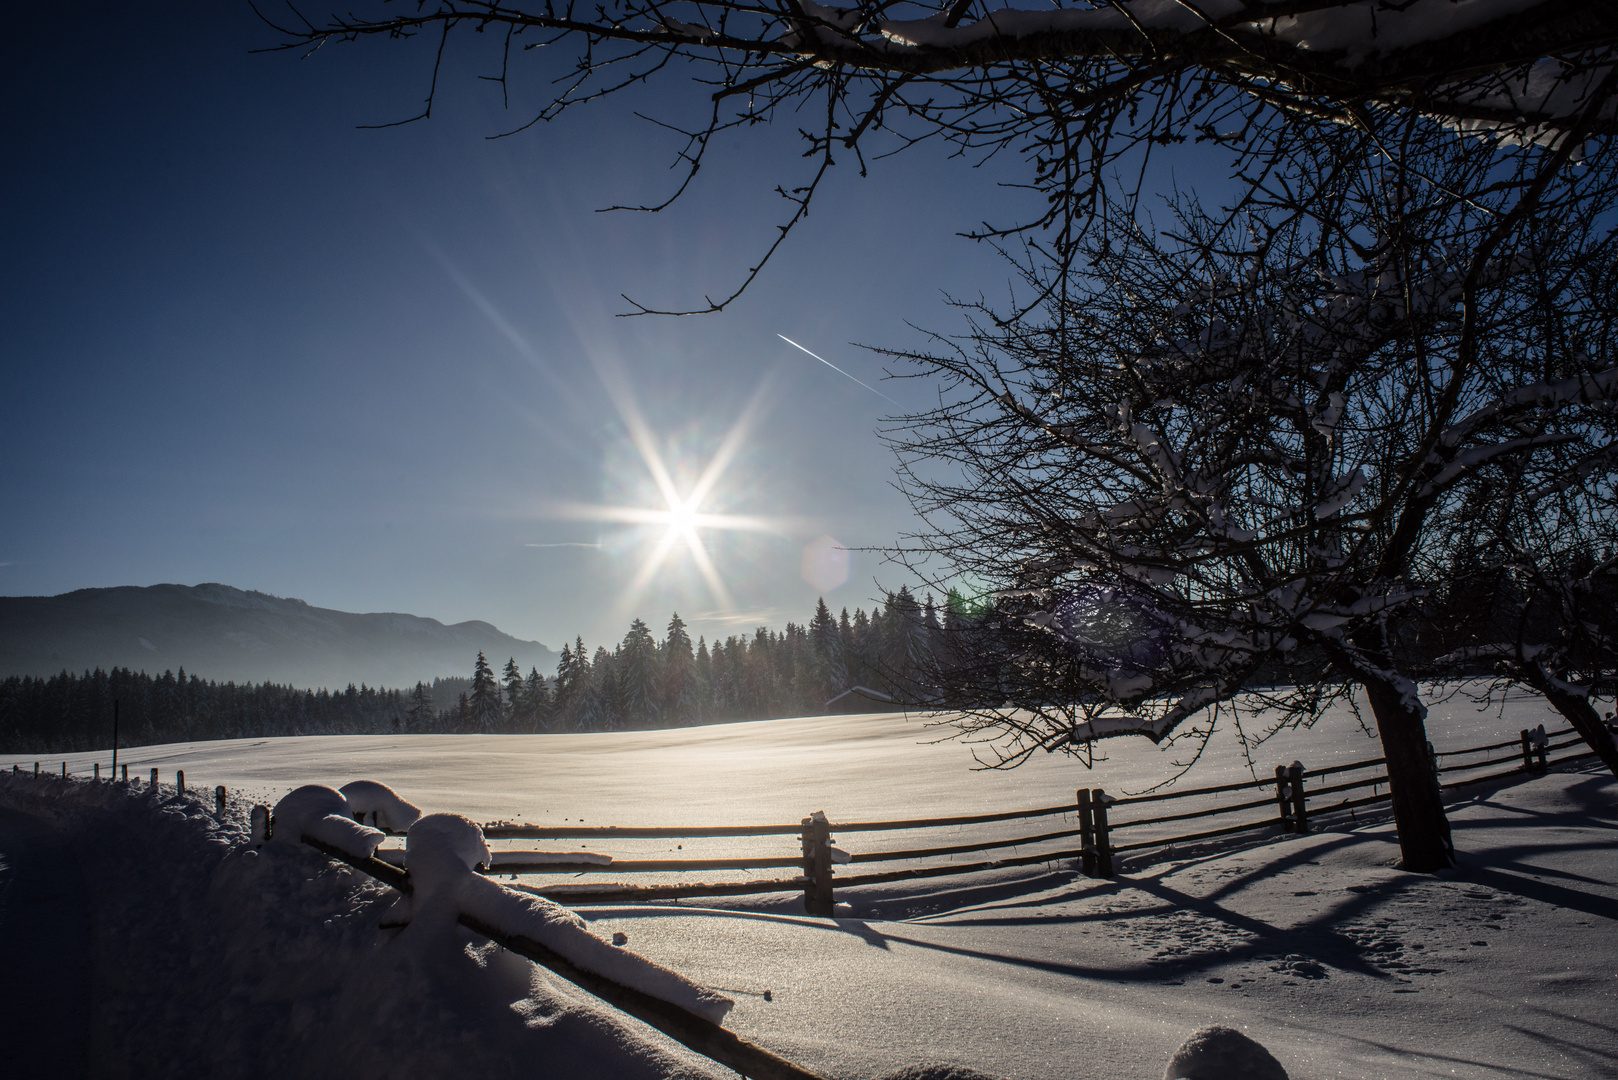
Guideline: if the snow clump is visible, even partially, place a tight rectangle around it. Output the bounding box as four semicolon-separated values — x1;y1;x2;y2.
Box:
404;812;736;1025
873;1066;1002;1080
1164;1025;1288;1080
339;779;422;832
271;784;385;859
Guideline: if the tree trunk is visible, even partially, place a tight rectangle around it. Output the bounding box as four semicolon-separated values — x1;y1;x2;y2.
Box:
1519;663;1618;777
1361;674;1455;871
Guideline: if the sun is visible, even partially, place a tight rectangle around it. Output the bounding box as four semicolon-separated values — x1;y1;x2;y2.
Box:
665;499;701;542
544;370;795;613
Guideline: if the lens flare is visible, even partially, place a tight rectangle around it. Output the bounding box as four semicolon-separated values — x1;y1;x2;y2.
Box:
544;364;807;615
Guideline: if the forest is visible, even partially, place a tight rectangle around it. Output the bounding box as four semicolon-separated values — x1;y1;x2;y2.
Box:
0;589;943;752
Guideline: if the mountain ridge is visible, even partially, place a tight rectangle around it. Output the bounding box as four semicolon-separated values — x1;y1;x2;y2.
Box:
0;583;556;690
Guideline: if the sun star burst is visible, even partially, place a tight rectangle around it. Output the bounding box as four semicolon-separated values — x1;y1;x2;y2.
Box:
545;368;794;614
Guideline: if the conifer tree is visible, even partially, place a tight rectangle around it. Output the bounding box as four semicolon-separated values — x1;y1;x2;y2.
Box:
469;652;502;734
502;657;525;730
694;635;715;719
407;681;435;731
661;613;699;726
590;645;619;730
524;666;551;732
618;618;660;727
553;639;581;727
809;597;847;707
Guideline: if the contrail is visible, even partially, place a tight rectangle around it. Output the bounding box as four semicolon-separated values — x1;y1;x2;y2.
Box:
778;335;899;405
524;542;602;549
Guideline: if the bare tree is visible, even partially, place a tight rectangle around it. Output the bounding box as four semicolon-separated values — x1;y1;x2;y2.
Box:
260;0;1616;311
876;125;1616;871
1417;459;1617;774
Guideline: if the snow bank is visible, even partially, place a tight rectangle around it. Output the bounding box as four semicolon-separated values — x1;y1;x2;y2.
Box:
0;774;725;1080
339;779;422;832
271;784;384;859
1164;1026;1288;1080
404;813;735;1025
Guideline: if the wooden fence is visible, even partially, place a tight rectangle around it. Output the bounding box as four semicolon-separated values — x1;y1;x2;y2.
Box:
13;722;1604;918
400;724;1599;915
9;761;231;815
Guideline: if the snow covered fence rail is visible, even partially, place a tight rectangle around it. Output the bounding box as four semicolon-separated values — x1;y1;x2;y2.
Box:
444;725;1598;906
276;792;829;1080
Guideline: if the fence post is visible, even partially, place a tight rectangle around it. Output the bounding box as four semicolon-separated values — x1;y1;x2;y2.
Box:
215;785;227;816
1091;789;1114;878
122;764;128;782
1533;724;1549;771
1274;765;1294;832
150;768;158;787
62;761;67;777
34;762;39;777
1289;762;1308;835
1520;729;1533;770
250;805;271;844
800;812;836;917
1077;789;1096;878
177;770;185;795
94;762;100;781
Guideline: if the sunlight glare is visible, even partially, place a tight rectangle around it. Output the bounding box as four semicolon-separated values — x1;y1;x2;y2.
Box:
544;363;806;615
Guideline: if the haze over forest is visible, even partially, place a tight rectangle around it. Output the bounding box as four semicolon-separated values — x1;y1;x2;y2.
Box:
0;583;556;690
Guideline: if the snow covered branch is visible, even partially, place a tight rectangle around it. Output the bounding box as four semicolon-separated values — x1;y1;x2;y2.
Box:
263;0;1617;310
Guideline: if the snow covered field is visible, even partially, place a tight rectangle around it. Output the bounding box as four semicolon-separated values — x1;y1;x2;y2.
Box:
1;690;1613;1079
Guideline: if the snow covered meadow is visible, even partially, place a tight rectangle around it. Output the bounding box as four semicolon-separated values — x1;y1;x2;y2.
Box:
1;689;1613;1079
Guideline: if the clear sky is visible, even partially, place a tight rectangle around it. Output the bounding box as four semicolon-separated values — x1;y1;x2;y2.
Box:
2;2;1044;652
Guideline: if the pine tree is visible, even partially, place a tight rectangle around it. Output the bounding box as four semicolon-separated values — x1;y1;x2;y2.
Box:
590;645;618;730
618;618;659;727
809;597;847;708
502;657;525;730
407;681;435;731
553;642;577;724
880;587;931;696
524;666;551;732
660;613;698;726
694;636;715;720
469;652;501;733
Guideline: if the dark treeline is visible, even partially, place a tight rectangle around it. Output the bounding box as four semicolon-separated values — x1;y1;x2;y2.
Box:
424;588;939;734
0;589;941;752
0;666;411;754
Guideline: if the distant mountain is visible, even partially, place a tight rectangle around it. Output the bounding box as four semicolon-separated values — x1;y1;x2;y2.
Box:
0;584;557;690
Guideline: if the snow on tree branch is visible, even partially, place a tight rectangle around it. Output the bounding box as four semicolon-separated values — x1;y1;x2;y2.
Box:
263;0;1617;310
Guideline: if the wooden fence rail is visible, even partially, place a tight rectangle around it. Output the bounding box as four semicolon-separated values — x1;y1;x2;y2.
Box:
298;836;828;1080
437;724;1598;911
15;721;1603;917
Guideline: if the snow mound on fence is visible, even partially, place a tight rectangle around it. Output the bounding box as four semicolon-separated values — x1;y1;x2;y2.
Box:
0;775;727;1080
1164;1025;1289;1080
272;784;385;859
339;779;422;832
405;813;735;1025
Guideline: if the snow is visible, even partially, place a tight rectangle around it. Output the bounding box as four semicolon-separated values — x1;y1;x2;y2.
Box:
1;691;1613;1078
1164;1025;1289;1080
1312;467;1363;519
339;779;422;832
271;784;385;860
870;0;1559;73
0;777;730;1080
403;812;735;1024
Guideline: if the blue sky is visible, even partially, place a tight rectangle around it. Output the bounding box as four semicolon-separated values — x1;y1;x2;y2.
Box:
2;2;1042;652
